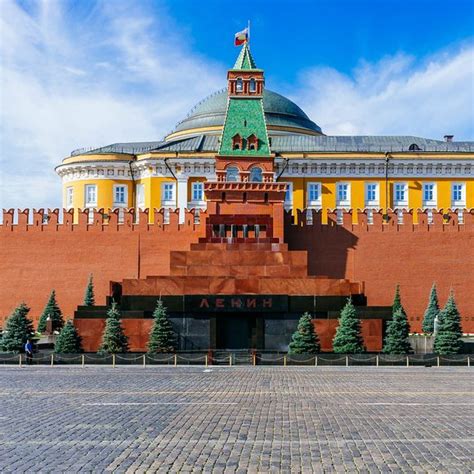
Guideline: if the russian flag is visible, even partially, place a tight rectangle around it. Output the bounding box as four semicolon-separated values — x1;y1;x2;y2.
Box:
234;28;249;46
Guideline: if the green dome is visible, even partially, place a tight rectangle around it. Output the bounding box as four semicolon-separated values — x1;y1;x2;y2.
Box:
169;89;322;137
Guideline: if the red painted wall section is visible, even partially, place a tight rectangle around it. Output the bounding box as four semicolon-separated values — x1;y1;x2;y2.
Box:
74;319;154;352
0;208;206;326
287;209;474;333
1;207;473;334
76;319;382;353
314;319;382;352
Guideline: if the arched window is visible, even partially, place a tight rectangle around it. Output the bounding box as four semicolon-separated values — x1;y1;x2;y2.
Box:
409;143;421;151
249;78;256;92
226;167;239;182
249;167;263;182
236;78;243;92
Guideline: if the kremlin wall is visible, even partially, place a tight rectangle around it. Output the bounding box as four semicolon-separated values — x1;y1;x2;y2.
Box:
0;207;473;338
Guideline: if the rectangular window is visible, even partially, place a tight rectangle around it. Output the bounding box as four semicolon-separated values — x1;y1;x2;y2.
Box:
84;185;97;207
422;183;437;207
394;182;408;207
451;183;465;207
162;182;175;203
336;182;350;207
285;183;292;202
284;182;293;205
66;187;73;208
192;182;204;202
136;184;145;208
364;182;379;207
307;182;321;206
113;185;127;206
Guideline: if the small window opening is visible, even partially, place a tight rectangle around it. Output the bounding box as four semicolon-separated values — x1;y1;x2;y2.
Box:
249;167;263;182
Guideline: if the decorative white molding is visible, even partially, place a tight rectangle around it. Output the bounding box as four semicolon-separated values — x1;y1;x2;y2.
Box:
57;157;474;184
56;158;217;183
274;158;473;179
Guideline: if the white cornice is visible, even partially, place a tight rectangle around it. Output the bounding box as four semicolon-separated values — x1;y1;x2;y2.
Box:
56;158;216;183
274;158;473;179
56;156;474;183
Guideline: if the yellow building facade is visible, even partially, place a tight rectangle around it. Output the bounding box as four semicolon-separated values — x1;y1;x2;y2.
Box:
56;80;474;222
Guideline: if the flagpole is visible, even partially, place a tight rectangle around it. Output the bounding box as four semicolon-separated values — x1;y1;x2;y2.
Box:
248;20;251;46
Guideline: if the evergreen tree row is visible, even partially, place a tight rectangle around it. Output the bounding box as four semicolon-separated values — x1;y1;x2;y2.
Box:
0;279;463;356
285;284;464;355
98;299;177;355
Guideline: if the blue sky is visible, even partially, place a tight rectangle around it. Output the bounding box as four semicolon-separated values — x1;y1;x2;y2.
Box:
1;0;473;209
164;0;474;80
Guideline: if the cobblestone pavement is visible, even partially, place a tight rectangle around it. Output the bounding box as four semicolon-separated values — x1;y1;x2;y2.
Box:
0;367;472;473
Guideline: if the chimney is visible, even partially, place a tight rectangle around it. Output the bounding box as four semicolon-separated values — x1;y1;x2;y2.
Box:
444;135;454;143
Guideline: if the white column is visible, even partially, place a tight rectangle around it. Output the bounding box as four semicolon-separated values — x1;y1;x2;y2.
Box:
177;176;188;224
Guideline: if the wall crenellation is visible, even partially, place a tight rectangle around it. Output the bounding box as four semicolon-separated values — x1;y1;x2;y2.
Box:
1;208;474;232
287;208;474;231
0;208;209;232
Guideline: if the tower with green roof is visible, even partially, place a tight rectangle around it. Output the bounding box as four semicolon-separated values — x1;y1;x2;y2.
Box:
218;43;271;160
204;44;287;243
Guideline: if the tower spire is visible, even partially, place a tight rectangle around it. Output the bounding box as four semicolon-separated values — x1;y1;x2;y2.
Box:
232;43;258;71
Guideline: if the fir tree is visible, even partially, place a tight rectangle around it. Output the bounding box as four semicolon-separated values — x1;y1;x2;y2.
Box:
54;320;83;353
383;308;412;354
147;300;177;353
37;290;64;333
434;292;463;355
98;302;128;354
1;303;34;353
84;274;95;306
392;284;402;313
288;312;320;354
422;284;440;334
332;299;365;353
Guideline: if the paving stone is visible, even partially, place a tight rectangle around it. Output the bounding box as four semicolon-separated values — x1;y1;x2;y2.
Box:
0;366;472;472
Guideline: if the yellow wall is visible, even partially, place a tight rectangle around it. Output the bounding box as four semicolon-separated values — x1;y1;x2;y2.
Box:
63;176;474;224
283;177;474;223
136;177;176;223
63;179;133;209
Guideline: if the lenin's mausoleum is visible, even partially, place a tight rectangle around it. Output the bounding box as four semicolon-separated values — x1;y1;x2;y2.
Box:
1;45;473;352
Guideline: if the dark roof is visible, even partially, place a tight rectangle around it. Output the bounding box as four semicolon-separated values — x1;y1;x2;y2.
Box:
171;88;322;135
269;135;474;152
72;134;474;157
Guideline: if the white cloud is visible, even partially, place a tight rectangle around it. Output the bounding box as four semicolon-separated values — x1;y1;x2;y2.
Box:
0;0;224;209
291;46;474;139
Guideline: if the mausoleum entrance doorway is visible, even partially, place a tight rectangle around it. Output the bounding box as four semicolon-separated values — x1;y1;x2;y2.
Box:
215;314;264;350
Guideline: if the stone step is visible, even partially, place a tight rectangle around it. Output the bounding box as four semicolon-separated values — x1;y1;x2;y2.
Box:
190;242;288;251
122;276;363;297
170;264;308;278
170;250;307;267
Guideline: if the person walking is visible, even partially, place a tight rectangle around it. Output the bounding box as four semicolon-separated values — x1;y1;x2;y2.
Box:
24;339;33;366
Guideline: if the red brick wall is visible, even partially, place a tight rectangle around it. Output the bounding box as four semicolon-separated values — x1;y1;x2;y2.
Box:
287;209;474;333
1;207;473;335
314;319;383;352
0;208;205;326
